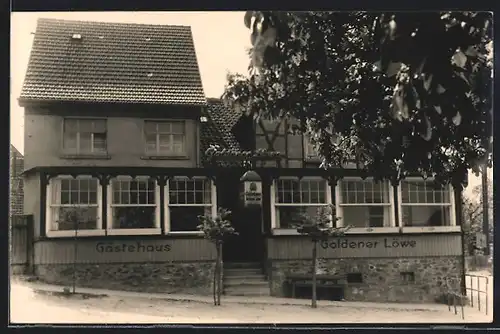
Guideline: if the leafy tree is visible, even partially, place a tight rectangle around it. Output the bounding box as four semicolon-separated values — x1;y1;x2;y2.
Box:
293;205;350;308
462;179;493;255
223;11;492;186
197;208;238;306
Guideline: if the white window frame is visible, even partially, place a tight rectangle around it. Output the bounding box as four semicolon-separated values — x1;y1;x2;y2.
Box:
144;120;187;157
45;175;105;238
62;118;107;155
164;176;217;235
106;175;161;236
336;177;398;234
303;136;319;160
271;177;332;232
398;177;458;233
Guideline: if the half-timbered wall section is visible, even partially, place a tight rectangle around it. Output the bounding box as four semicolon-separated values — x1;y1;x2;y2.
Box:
255;118;305;168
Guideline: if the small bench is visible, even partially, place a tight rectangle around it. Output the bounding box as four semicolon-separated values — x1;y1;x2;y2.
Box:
285;274;347;299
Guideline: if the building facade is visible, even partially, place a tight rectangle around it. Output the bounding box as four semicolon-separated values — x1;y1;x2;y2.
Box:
10;145;24;216
19;18;465;303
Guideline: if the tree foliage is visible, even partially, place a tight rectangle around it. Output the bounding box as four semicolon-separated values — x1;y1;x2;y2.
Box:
462;180;493;255
223;11;493;187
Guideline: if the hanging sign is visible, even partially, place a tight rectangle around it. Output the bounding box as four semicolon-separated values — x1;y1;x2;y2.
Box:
240;170;262;207
242;181;262;206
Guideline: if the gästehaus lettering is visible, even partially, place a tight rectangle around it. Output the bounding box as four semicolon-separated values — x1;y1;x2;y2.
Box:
96;242;172;253
320;238;416;250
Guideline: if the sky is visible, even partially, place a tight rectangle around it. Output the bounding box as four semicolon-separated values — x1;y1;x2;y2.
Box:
10;11;489;197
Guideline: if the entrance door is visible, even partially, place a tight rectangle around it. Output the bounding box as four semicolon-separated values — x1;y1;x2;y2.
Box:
218;171;265;263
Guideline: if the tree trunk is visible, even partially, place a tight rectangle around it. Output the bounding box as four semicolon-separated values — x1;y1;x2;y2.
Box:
312;240;317;308
213;244;218;306
481;165;490;256
217;242;223;306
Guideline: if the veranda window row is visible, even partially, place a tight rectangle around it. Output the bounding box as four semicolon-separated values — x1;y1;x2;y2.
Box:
271;177;456;229
45;175;216;237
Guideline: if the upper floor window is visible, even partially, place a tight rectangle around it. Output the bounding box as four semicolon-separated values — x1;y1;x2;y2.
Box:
63;119;107;154
107;176;161;234
400;179;453;227
337;179;393;228
273;177;331;229
166;177;216;232
144;121;186;156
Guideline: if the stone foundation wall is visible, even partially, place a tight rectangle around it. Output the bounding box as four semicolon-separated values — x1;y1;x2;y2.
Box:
35;261;215;295
268;257;463;303
11;264;29;275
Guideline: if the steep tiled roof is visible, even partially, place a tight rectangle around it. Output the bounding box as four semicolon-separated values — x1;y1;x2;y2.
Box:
19;18;206;106
205;98;242;151
200;98;244;166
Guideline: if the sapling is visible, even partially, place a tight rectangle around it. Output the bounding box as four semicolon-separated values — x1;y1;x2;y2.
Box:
293;204;350;308
56;206;92;294
197;208;238;306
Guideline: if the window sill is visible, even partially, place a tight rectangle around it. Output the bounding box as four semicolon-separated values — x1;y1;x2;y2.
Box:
271;227;401;236
60;153;111;160
344;227;400;234
304;156;321;162
106;228;161;236
272;229;300;236
401;226;461;233
46;229;106;238
140;155;189;160
167;231;204;236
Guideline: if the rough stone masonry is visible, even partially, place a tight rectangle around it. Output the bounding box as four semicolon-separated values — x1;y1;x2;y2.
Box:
35;262;216;295
269;257;462;303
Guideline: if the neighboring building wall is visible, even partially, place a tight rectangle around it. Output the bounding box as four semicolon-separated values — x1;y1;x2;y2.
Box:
9;146;24;216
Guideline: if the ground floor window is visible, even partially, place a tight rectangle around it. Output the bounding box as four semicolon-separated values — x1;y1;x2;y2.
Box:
107;176;160;234
270;176;454;231
46;175;103;236
166;177;216;232
272;177;332;229
399;179;454;227
337;179;393;228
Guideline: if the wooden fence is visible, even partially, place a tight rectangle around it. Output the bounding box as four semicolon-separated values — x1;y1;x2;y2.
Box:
10;215;34;274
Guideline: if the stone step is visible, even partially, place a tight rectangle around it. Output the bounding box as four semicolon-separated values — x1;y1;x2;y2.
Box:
224;278;269;288
224;268;263;276
223;262;262;269
224;285;270;296
223;274;267;282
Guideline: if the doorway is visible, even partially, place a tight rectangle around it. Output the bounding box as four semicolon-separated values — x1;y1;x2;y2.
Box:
217;170;265;263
